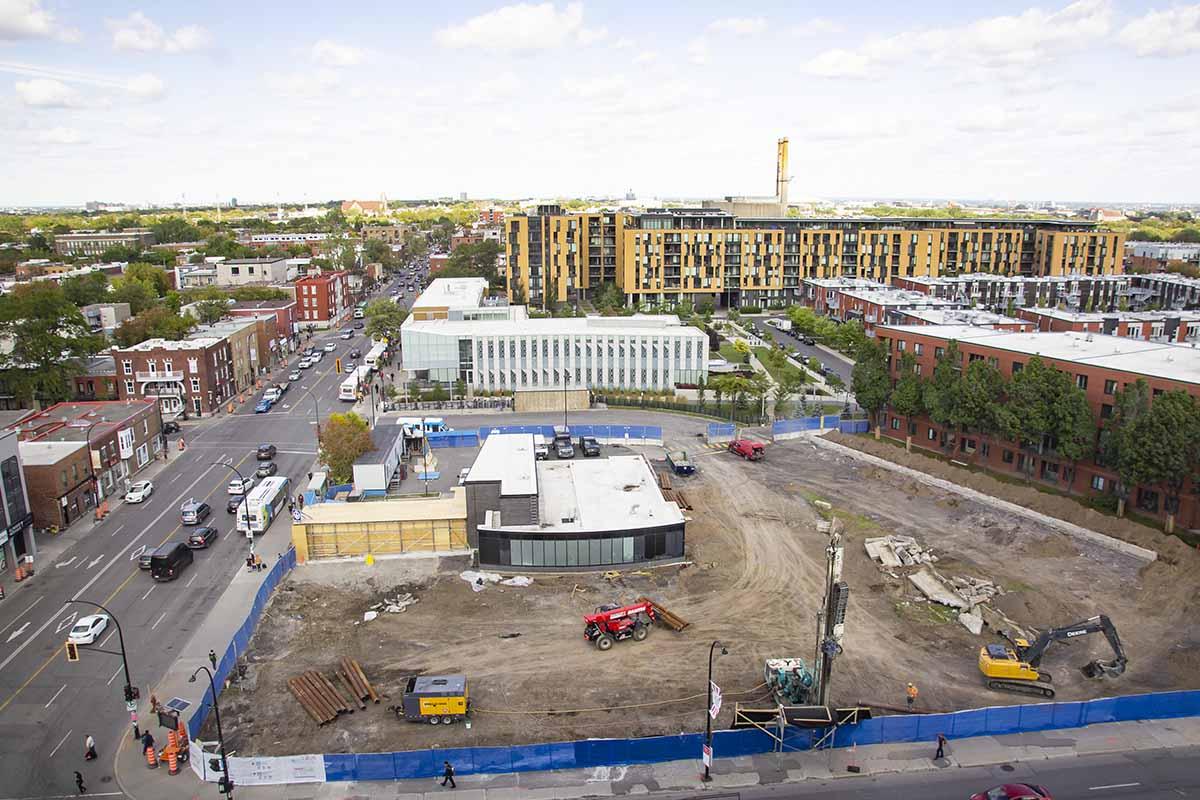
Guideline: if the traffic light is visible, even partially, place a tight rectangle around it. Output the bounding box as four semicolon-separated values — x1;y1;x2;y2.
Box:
335;357;342;373
218;776;234;794
64;640;79;662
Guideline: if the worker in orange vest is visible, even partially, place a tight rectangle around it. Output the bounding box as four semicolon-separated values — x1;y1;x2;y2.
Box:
906;682;918;711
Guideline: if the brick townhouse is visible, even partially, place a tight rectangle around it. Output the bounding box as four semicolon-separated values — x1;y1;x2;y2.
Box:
18;440;94;530
294;270;350;328
1016;308;1200;343
228;299;298;341
8;399;163;504
874;324;1200;528
190;317;281;391
112;337;235;418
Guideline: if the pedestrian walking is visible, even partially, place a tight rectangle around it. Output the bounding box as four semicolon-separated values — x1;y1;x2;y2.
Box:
935;733;947;760
83;734;97;761
441;760;456;788
208;649;217;670
141;731;154;753
905;682;918;711
74;770;85;794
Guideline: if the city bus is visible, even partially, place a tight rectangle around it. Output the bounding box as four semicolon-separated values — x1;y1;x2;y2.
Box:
364;342;388;370
237;476;291;535
339;373;360;401
397;417;448;434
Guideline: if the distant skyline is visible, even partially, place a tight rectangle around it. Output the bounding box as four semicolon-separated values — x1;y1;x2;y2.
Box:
1;0;1198;206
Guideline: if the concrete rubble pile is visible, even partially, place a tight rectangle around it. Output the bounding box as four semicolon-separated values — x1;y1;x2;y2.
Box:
863;535;938;567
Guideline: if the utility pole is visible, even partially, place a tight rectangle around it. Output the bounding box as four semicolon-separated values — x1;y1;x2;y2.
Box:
811;518;847;706
67;600;140;740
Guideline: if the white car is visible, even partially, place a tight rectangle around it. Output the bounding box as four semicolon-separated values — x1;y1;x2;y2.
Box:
310;351;323;362
288;370;302;381
125;480;154;503
298;358;312;369
68;614;110;645
323;342;337;352
458;467;470;485
227;477;255;495
344;363;356;373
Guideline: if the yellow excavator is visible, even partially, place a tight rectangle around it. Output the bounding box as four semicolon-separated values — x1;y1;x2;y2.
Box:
978;614;1127;699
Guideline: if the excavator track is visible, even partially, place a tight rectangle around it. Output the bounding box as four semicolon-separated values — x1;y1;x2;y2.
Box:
986;679;1055;699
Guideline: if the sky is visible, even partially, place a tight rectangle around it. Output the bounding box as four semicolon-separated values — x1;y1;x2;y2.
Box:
1;0;1198;206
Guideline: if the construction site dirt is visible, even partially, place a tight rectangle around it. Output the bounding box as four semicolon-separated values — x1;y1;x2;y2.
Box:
208;438;1200;757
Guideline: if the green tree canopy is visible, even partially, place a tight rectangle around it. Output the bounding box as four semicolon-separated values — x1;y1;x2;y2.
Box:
150;217;201;243
922;341;963;446
0;283;103;404
889;351;924;422
61;271;110;306
192;300;228;325
364;298;408;344
850;339;891;429
109;276;158;314
319;412;373;483
113;306;195;347
124;262;170;296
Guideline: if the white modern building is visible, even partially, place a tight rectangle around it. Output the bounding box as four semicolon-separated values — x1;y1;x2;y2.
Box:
401;314;708;391
409;277;522;323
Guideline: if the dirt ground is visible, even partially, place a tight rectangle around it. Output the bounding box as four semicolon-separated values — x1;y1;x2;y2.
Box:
208;439;1200;756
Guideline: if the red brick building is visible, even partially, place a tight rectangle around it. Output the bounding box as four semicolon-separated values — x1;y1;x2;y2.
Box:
429;253;450;274
112;337;235;418
477;208;505;225
294;271;350;328
451;232;483;251
1016;307;1200;343
228;299;298;341
874;324;1200;527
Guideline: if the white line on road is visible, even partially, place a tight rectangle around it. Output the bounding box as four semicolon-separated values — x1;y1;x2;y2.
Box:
1090;783;1140;791
128;544;146;562
150;611;167;630
0;597;42;636
5;623;30;644
98;629;115;649
140;585;155;601
108;523;125;538
185;572;198;588
47;728;72;759
74;556;86;569
86;555;104;569
106;664;122;686
43;683;66;708
54;557;76;569
53;612;77;635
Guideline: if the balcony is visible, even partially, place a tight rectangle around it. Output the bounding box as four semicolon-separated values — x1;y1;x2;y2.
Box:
135;371;184;382
143;385;184;397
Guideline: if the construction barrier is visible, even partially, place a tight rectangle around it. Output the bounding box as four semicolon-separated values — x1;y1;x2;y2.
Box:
839;419;870;434
706;422;736;445
478;424;663;447
426;430;480;449
771;417;821;441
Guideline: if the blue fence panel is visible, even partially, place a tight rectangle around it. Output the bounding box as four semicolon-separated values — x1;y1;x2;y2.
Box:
984;705;1023;735
1018;703;1056;732
951;709;987;738
645;425;663;441
840;419;870;434
572;424;594;439
916;712;954;740
470;745;514;774
822;415;841;428
712;728;776;757
510;743;554;772
573;739;620;769
1050;701;1084;729
325;483;353;499
804;416;822;430
355;753;396;781
1083;697;1120;725
323;754;356;782
832;717;883;747
879;714;921;743
625;734;693;764
548;741;577;770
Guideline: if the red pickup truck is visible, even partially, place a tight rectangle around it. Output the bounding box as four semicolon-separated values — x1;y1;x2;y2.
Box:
728;439;765;460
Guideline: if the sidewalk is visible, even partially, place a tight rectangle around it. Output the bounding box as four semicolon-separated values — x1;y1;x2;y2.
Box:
112;503;299;800
119;715;1200;799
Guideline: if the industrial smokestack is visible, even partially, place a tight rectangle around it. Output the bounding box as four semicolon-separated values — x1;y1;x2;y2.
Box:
776;137;790;208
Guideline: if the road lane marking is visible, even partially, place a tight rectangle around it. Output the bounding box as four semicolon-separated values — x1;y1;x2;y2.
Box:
87;555;104;569
48;728;72;758
186;572;198;588
128;544;146;562
6;623;30;643
140;585;155;601
98;629;115;649
150;611;167;630
1090;784;1140;791
106;665;123;686
108;523;125;537
0;596;42;636
54;557;76;569
54;612;77;635
43;683;66;708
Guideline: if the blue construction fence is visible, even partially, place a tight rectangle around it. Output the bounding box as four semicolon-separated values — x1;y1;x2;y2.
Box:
426;430;480;448
317;689;1200;782
771;416;869;439
478;423;663;446
706;422;736;443
186;546;298;742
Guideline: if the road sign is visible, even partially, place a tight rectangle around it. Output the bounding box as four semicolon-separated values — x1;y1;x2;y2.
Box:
709;681;722;719
702;744;712;767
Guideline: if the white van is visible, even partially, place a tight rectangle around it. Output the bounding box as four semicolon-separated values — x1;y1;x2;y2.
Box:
533;434;549;460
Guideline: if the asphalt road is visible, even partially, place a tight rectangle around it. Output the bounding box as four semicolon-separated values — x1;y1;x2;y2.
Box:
746;315;855;385
0;277;410;799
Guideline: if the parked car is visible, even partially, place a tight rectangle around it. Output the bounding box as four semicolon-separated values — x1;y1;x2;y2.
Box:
353;321;364;329
970;785;1053;800
254;398;272;414
256;443;276;460
124;480;154;503
227;476;255;495
68;614;110;645
180;499;211;525
323;342;337;352
555;440;575;459
186;526;219;549
802;336;815;346
728;439;766;460
162;420;181;435
298;358;312;369
579;436;601;457
349;348;362;359
288;370;302;381
226;497;244;514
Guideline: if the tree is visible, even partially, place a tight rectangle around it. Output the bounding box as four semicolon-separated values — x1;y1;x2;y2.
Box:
100;244;143;262
203;234;252;259
124;263;170;296
696;376;708;410
1101;379;1151;517
318;412;373;483
109;277;157;314
832;319;868;357
363;238;393;267
1051;379;1096;495
113;306;195;347
675;299;694;320
150;216;201;243
364;298;408;344
61;271;110;306
0;283;103;405
710;375;727;410
850;339;891;436
889;352;924;435
996;357;1059;481
922;341;964;451
774;370;805;419
596;282;623;312
746;372;770;421
193;300;227;325
957;359;1005;441
732;339;751;363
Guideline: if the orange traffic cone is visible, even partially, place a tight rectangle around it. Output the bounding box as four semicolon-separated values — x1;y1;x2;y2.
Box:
145;745;158;769
166;731;179;775
176;720;189;753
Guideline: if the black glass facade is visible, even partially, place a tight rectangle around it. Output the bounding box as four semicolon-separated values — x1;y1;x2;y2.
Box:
478;524;684;569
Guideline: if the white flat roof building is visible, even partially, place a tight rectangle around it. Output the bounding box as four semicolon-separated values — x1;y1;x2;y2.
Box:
531;455;683;534
468;432;538;496
409;277;522;322
402;314;708;391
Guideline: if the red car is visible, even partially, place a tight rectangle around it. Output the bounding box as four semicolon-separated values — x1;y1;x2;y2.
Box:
971;784;1053;800
728;439;765;461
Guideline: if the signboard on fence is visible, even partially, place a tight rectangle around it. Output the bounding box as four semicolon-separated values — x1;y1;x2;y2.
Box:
227;753;327;785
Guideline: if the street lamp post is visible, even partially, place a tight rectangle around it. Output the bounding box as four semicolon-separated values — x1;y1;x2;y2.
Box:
82;420;102;509
190;666;234;798
66;599;140;740
702;640;728;782
311;394;321;440
212;461;252;560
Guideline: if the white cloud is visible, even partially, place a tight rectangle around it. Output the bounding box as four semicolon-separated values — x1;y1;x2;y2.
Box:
632;51;659;65
560;75;629;99
40;126;86;144
436;2;585;52
707;17;767;36
264;68;341;98
125;73;166;99
0;0;78;42
801;0;1112;78
686;37;709;65
108;12;212;53
790;18;843;38
14;77;78;107
311;39;366;67
577;26;608;45
613;37;634;50
0;61;167;101
475;71;522;100
1119;5;1200;57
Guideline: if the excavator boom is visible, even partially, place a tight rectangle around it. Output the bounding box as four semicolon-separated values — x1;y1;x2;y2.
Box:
979;614;1127;698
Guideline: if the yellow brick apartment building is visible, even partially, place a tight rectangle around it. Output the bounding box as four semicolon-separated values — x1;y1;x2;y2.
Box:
505;206;1123;308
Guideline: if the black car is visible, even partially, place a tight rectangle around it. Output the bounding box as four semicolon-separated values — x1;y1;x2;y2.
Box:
353;322;364;329
256;443;276;460
802;336;816;346
226;497;244;514
187;526;219;549
162;420;181;435
349;348;362;358
139;544;171;570
579;436;601;457
256;461;278;478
